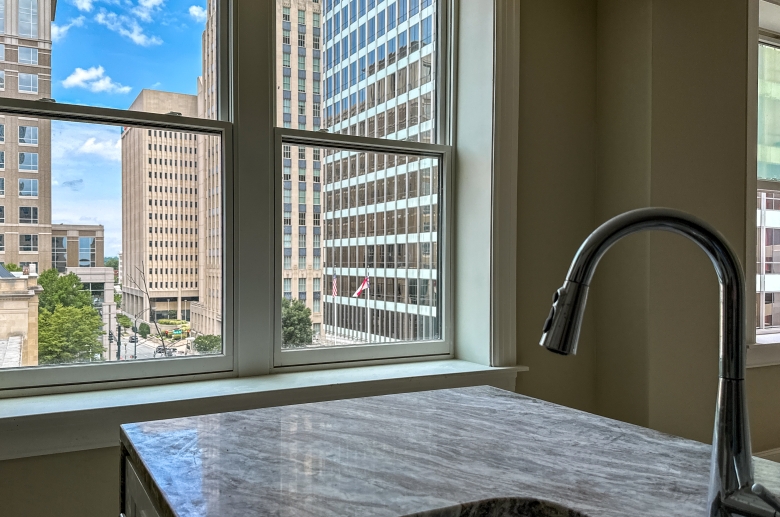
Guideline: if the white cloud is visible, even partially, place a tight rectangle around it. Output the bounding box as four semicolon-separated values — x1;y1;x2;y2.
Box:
133;0;165;22
78;137;122;161
62;66;132;94
73;0;94;11
51;121;124;256
188;5;206;22
52;16;86;42
95;10;163;46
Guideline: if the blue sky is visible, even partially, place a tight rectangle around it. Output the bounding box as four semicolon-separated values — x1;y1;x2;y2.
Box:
49;0;208;257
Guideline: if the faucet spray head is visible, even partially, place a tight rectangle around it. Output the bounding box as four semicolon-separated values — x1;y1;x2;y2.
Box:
539;280;589;355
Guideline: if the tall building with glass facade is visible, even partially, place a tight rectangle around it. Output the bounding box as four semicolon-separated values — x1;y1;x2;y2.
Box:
320;0;439;343
0;0;54;273
757;42;780;339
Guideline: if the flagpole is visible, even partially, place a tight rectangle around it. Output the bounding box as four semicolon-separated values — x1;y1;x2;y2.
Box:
367;267;371;343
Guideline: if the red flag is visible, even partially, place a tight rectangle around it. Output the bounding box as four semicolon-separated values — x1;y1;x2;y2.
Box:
353;275;370;297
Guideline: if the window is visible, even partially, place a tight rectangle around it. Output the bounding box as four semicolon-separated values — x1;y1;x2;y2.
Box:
313;13;320;28
19;152;38;170
313;35;321;50
284;234;292;247
299;78;306;92
19;234;38;252
299;212;306;225
314;103;321;117
298;146;306;160
283;53;291;68
18;178;37;196
299;33;306;47
0;152;4;169
298;255;306;269
299;189;306;203
19;126;38;144
0;178;4;195
18;47;38;65
298;233;307;248
283;144;291;159
298;9;306;25
283;188;291;203
0;235;4;252
284;278;292;297
19;0;37;39
284;211;292;225
313;57;320;73
19;206;37;224
283;76;291;91
79;237;96;267
283;29;291;45
283;98;291;114
18;73;37;93
52;237;67;273
282;7;290;21
299;100;306;115
298;55;306;69
299;169;306;181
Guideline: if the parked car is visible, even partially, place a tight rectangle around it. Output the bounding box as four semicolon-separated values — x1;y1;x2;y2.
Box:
129;336;138;343
155;346;166;354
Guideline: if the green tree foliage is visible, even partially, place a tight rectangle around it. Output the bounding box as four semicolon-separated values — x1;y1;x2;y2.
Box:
114;293;122;309
38;306;105;364
104;257;119;269
193;335;221;354
38;269;92;314
117;314;133;329
139;322;151;338
4;263;21;272
281;298;313;346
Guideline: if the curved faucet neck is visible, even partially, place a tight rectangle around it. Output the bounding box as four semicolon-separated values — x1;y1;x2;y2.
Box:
565;208;745;381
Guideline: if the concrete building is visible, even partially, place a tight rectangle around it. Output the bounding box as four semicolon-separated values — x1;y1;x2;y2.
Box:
192;0;325;340
51;223;116;353
191;0;221;337
0;263;40;367
321;0;438;342
121;89;200;324
0;0;56;273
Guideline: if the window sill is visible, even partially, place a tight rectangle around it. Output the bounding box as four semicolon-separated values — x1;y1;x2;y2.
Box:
0;359;526;461
747;342;780;368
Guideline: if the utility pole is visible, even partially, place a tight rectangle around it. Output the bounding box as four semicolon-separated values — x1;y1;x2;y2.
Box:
116;323;122;361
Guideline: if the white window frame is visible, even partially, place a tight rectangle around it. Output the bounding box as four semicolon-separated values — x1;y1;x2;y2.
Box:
0;0;521;396
18;46;37;65
0;0;234;393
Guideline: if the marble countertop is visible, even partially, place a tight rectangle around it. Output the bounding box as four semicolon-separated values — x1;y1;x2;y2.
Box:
120;386;780;517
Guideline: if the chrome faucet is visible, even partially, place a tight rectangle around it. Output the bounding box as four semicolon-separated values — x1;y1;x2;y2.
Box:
539;208;780;517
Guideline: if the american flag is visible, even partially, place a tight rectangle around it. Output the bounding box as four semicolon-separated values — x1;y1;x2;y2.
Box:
332;274;338;298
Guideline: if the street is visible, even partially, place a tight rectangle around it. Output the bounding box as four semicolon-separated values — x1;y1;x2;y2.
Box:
108;335;192;361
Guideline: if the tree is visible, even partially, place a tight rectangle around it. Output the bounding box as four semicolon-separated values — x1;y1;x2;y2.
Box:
104;257;119;269
117;314;133;329
139;322;151;338
4;263;21;272
281;298;313;347
193;335;221;354
37;269;93;314
38;305;105;364
114;293;122;309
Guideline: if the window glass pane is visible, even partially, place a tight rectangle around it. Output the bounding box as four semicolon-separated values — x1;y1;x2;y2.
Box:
277;0;438;143
0;111;224;369
758;44;780;343
282;142;441;349
47;0;220;119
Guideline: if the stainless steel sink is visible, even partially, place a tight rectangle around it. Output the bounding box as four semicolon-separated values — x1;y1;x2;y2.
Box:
405;497;589;517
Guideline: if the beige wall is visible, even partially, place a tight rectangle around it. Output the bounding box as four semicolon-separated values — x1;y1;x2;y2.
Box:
0;447;118;517
516;0;780;451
